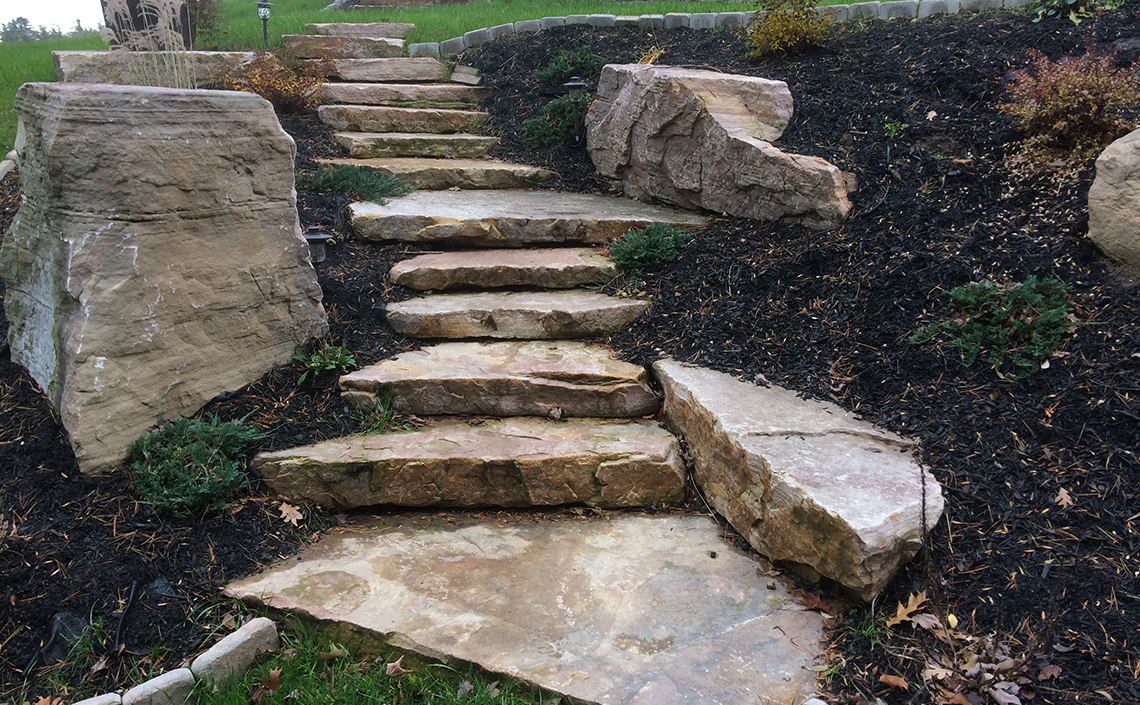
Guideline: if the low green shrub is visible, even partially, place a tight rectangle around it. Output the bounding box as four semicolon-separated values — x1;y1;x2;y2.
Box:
302;165;414;203
909;276;1078;379
1032;0;1091;22
745;0;832;57
524;95;581;148
128;416;263;518
292;342;357;385
538;45;604;85
609;223;691;276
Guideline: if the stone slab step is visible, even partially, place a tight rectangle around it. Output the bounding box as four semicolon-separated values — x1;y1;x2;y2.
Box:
339;340;658;417
225;514;823;705
283;35;404;59
325;58;449;83
305;22;415;38
334;132;498;159
356;0;472;6
350;190;707;247
252;418;684;510
387;291;649;339
389;247;615;290
316;157;555;190
320;82;484;108
318;105;488;134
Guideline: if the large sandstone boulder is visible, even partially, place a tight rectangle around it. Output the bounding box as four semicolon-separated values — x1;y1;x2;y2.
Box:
1088;128;1140;270
1;83;328;474
586;64;852;230
53;50;255;86
652;360;944;601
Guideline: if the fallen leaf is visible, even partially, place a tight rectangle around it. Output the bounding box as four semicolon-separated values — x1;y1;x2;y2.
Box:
1055;488;1074;508
880;673;910;690
947;613;959;628
912;612;941;630
938;690;972;705
456;680;475;698
279;502;303;526
89;654;110;675
1038;664;1062;681
319;643;349;660
792;590;833;614
385;655;410;678
927;110;938;120
886;590;927;628
987;682;1021;705
922;664;954;681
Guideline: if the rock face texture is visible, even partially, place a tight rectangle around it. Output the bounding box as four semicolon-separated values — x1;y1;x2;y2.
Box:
254;418;685;509
652;360;944;601
586;64;852;230
53;50;253;85
1088;128;1140;270
0;83;327;474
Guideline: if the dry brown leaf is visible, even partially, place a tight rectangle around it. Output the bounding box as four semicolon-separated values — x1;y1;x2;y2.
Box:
987;682;1021;705
1055;488;1074;508
886;590;927;628
938;690;972;705
319;643;349;660
386;655;410;678
880;673;910;690
279;502;303;526
922;664;954;681
912;612;941;630
1038;664;1062;681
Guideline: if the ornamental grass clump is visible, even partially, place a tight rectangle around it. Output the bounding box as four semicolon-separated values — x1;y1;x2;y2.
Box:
909;276;1078;379
302;165;414;203
128;416;263;518
746;0;832;57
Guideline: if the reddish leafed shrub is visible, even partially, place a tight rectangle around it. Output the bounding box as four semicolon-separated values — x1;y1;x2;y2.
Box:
220;51;332;115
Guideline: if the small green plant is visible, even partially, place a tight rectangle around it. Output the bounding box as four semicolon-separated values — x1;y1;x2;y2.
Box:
128;416;263;518
1033;0;1091;22
538;45;604;85
524;95;581;148
745;0;832;57
350;395;407;434
609;223;692;277
292;342;357;385
884;121;909;138
302;165;414;203
909;276;1078;379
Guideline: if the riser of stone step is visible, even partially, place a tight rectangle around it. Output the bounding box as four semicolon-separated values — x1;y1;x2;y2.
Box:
389;248;615;290
386;290;649;339
319;105;488;134
340;340;658;418
283;35;404;59
350;191;707;247
306;22;415;38
335;132;498;159
323;58;449;83
252;418;685;510
316;157;556;191
320;83;485;108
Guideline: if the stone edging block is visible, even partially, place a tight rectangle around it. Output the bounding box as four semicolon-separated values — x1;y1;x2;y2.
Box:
122;669;195;705
73;695;123;705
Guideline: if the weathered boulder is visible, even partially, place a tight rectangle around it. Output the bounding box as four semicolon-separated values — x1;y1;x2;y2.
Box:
1;83;327;474
586;64;851;230
1088;128;1140;270
651;360;944;601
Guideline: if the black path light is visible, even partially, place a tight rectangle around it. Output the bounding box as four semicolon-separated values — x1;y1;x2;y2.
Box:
563;76;587;145
303;225;334;264
257;1;274;48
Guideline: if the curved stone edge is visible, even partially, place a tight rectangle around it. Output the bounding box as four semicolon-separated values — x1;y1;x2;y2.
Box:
72;618;279;705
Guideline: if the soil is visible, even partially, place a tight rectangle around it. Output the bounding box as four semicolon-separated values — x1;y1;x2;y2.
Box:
2;4;1140;704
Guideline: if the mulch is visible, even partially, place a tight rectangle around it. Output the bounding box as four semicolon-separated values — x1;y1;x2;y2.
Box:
2;4;1139;703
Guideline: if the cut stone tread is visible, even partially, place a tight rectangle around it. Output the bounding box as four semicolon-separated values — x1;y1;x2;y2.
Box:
283;35;404;59
252;417;685;510
317;157;556;190
339;340;658;417
334;132;498;159
386;290;650;339
318;105;488;134
388;247;614;289
324;58;449;83
320;83;484;108
305;22;415;38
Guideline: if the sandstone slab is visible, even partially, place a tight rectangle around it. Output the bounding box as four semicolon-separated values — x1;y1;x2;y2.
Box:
339;340;658;417
652;360;944;601
319;105;488;133
254;418;684;509
283;35;404;59
350;190;706;247
587;64;852;230
0;83;327;474
225;514;824;704
317;157;556;190
389;248;614;289
335;132;498;158
305;22;415;38
1088;128;1140;270
326;58;449;82
54;50;254;85
387;291;649;339
320;82;484;108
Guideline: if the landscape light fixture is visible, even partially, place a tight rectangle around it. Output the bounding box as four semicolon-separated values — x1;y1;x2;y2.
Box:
303;225;334;264
564;76;587;145
257;1;273;48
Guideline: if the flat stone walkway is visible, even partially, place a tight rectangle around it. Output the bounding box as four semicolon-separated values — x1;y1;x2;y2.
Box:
226;514;823;705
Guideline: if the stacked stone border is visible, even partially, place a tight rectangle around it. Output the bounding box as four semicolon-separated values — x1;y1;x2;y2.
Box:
71;618;279;705
406;0;1035;57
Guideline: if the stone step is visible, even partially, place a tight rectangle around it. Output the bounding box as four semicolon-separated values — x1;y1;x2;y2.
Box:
389;247;615;290
356;0;472;6
225;514;823;705
324;58;449;83
339;340;658;417
320;82;485;108
350;190;707;247
316;157;556;190
251;418;684;510
283;35;404;59
385;290;650;339
305;22;415;38
318;105;488;134
334;132;499;159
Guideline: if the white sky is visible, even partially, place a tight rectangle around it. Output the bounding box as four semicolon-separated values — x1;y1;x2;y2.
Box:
0;0;106;33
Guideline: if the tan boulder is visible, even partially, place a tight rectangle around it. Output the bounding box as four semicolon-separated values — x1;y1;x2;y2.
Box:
0;83;327;474
652;360;943;601
586;64;851;230
53;50;254;85
1088;128;1140;270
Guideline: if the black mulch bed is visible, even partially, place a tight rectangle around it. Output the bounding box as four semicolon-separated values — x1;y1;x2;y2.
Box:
3;4;1140;703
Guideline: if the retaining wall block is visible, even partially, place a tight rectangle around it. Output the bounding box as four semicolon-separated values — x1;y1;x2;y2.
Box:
947;0;962;11
689;13;718;28
917;0;948;16
514;19;542;33
819;4;851;20
565;14;589;24
959;0;1003;10
587;14;617;26
440;37;465;56
879;0;919;18
191;617;280;690
122;669;195;705
639;14;666;27
848;1;881;18
664;12;692;28
615;15;642;27
73;695;122;705
1005;0;1033;7
716;11;749;26
488;23;516;40
540;16;566;28
407;42;440;57
463;28;490;48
